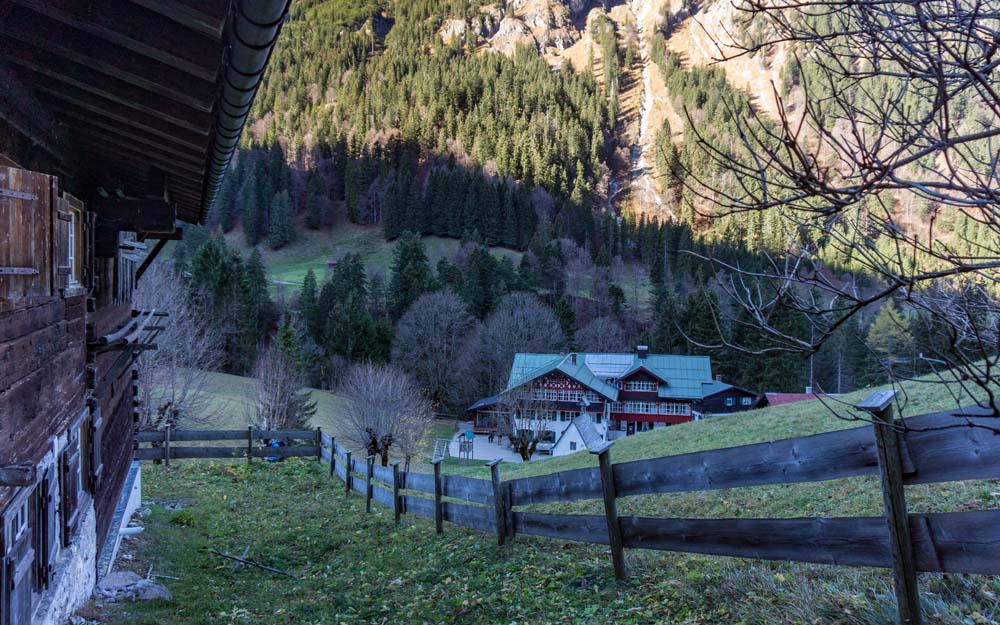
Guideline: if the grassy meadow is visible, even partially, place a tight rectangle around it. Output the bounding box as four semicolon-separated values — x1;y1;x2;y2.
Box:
97;374;1000;625
221;223;523;290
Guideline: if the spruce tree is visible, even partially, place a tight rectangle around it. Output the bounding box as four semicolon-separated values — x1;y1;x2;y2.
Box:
267;189;296;250
388;231;433;319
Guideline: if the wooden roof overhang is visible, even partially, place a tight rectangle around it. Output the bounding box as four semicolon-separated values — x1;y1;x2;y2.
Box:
0;0;289;227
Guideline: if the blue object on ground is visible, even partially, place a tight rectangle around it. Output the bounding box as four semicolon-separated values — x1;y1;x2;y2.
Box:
266;439;286;462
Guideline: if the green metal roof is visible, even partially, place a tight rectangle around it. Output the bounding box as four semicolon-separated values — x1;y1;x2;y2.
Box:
505;352;716;400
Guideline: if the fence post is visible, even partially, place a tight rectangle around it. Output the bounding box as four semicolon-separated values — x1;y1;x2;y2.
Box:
315;427;322;462
503;482;514;540
432;457;443;534
858;390;921;625
345;451;353;497
329;438;337;479
591;441;626;580
391;460;401;524
487;459;505;546
164;425;171;468
247;426;253;465
366;455;374;513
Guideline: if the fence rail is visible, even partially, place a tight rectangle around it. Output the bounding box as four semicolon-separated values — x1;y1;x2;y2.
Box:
136;398;1000;625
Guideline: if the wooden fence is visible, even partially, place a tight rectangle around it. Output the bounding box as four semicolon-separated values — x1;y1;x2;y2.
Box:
135;394;1000;625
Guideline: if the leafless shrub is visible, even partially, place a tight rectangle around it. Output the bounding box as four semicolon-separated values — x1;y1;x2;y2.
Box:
247;344;316;431
494;387;556;462
134;261;226;430
337;362;433;465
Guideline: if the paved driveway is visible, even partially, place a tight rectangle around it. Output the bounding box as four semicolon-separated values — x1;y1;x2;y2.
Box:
447;422;524;463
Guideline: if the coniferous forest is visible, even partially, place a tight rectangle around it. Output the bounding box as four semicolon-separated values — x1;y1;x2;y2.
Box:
168;0;992;412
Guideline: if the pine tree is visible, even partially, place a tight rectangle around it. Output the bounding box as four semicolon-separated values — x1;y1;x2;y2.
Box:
267;189;296;250
237;249;275;373
388;231;433;319
554;296;576;347
242;169;263;246
304;170;327;230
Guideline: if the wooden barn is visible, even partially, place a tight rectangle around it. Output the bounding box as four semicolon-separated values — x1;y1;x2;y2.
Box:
0;3;287;624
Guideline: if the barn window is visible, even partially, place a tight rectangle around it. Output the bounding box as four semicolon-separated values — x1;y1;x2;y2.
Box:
570;442;577;451
725;397;735;407
741;397;753;406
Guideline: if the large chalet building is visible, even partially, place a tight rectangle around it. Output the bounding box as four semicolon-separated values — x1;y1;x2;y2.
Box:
0;4;286;624
470;347;764;457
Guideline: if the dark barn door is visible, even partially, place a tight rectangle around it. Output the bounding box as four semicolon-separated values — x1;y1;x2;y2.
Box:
2;493;35;625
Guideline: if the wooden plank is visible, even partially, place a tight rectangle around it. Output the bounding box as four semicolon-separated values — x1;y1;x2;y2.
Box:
863;394;921;625
403;495;435;519
351;475;367;496
621;515;891;567
136;429;247;443
134;446;241;460
508;467;602;506
594;442;627;579
251;446;319;459
442;475;494;505
405;471;435;495
442;502;496;533
900;409;1000;485
910;510;1000;575
372;463;394;485
320;446;332;465
514;512;609;545
256;429;319;440
613;425;879;499
372;483;394;510
334;461;347;482
12;0;224;83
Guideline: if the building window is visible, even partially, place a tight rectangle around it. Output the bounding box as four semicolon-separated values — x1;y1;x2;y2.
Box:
8;499;28;545
624;380;657;392
570;442;577;451
741;397;753;406
725;397;735;407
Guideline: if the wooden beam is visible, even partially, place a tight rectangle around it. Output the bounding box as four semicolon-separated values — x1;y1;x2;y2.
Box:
432;457;444;534
0;8;217;112
488;459;506;547
0;463;36;487
592;441;627;579
366;456;375;513
12;0;223;82
7;58;213;135
858;391;922;625
135;237;169;281
42;96;207;153
126;0;228;39
391;460;401;524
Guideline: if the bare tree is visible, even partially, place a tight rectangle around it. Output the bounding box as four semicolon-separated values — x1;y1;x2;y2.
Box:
493;387;556;462
247;344;316;431
458;292;565;407
134;261;226;431
576;316;628;353
681;0;1000;418
337;362;433;465
392;289;475;411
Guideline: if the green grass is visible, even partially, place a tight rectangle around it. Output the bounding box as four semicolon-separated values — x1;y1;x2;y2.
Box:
223;224;522;290
92;460;1000;625
177;369;345;434
112;373;999;623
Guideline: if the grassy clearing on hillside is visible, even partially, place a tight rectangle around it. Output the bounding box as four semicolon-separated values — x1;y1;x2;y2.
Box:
91;461;999;625
222;224;522;290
